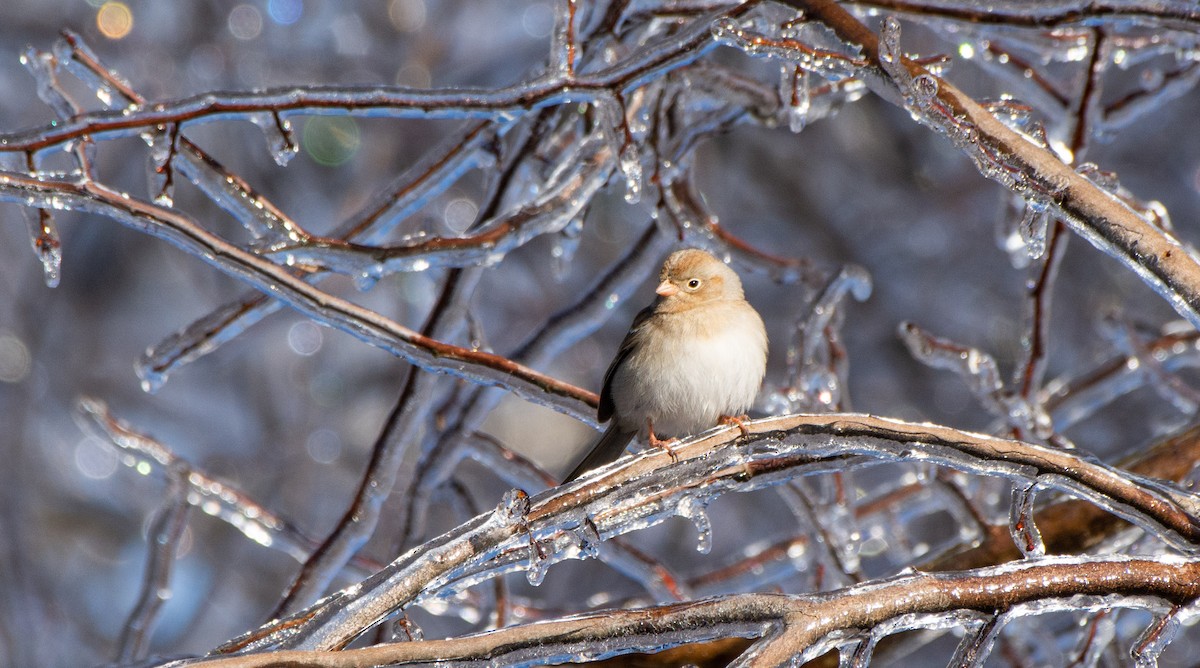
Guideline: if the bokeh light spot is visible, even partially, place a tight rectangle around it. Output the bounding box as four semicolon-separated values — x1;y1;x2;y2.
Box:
287;321;323;356
267;0;303;25
444;198;479;234
302;116;361;166
97;2;133;40
0;332;30;383
522;3;554;38
228;4;264;41
388;0;426;33
75;437;118;480
306;429;342;464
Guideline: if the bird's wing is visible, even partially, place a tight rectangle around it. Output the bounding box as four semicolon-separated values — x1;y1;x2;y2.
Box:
598;304;656;423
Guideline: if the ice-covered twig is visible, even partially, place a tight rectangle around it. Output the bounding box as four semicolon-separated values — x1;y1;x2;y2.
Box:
137;120;501;389
75;398;382;576
847;0;1200;30
0;174;598;421
1044;329;1200;429
170;556;1200;668
772;0;1200;331
783;265;872;412
924;422;1200;572
0;3;757;154
900;322;1056;440
114;465;189;663
258;128;614;281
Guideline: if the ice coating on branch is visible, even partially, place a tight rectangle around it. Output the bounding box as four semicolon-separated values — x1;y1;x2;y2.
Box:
137;296;281;392
676;496;713;554
774;265;871;412
261;128;614;279
899;322;1054;437
22;206;62;288
249;112;299;167
550;216;583;279
75;398;317;561
1071;612;1116;668
146;128;176;207
1009;483;1046;557
984;98;1047;148
1016;199;1051;263
20;48;76;121
950;613;1008;668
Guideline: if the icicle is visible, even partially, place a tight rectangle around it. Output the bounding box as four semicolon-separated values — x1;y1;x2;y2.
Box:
949;613;1008;668
1070;612;1116;668
147;125;178;207
571;516;602;560
22;207;62;288
395;613;424;642
1131;609;1180;668
249;112;299;166
876;17;911;91
618;141;642;204
1009;483;1045;557
838;635;875;668
550;217;583;279
675;496;713;554
786;66;812;133
1017;199;1051;261
496;489;548;586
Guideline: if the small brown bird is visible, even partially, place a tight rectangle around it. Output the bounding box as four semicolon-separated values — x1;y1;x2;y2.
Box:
563;248;768;482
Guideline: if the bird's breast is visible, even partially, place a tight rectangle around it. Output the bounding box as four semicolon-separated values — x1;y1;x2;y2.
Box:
610;305;767;437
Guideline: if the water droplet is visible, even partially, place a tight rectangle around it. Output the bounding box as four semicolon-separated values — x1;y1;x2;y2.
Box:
676;497;713;554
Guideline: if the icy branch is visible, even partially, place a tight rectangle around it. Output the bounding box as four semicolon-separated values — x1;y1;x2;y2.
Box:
169;556;1200;668
772;0;1200;330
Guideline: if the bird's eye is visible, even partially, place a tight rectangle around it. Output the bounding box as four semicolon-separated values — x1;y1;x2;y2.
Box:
687;278;701;289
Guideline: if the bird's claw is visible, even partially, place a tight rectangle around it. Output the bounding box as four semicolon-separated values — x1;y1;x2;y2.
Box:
648;430;680;463
719;414;751;438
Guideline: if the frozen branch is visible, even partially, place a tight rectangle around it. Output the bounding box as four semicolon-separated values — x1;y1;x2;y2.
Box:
169;556;1200;668
764;0;1200;330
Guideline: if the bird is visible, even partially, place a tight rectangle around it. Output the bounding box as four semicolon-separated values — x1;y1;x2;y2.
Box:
563;248;768;482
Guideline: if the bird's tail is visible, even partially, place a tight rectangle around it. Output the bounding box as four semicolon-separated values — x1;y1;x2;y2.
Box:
562;423;636;483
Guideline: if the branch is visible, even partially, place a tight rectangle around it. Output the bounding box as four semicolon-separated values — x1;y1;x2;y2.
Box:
0;4;756;153
771;0;1200;330
0;174;598;421
169;556;1200;668
196;412;1200;654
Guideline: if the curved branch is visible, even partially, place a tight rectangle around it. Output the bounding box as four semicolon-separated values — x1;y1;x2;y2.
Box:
0;174;598;421
198;412;1200;654
0;4;756;153
170;557;1200;668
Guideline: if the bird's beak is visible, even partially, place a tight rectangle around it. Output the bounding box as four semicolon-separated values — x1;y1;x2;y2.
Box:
655;280;678;297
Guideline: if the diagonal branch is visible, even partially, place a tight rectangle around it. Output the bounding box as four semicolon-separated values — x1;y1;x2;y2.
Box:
776;0;1200;330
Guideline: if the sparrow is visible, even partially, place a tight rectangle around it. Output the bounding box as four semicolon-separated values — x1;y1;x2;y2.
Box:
563;248;768;482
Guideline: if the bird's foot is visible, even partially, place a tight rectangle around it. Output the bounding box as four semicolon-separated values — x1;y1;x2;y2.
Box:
719;414;752;437
647;428;680;463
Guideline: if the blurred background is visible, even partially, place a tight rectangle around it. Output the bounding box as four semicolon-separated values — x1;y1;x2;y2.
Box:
1;1;1199;665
